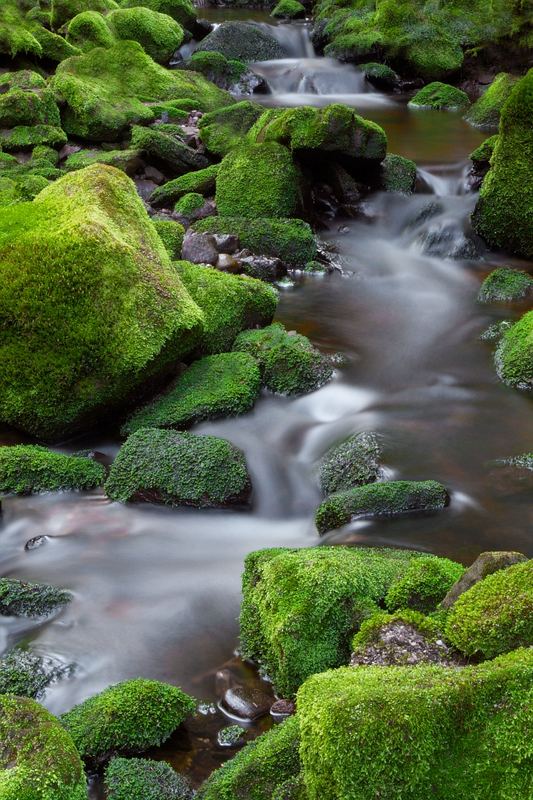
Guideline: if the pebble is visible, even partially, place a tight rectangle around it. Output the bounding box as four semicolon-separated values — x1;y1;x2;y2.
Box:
221;685;272;720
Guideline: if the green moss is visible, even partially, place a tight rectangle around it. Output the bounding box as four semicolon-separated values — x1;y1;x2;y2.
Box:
51;0;118;30
472;70;533;259
233;323;333;396
195;21;286;62
0;445;105;494
271;0;306;18
465;73;518;131
121;352;261;435
469;134;498;166
0;649;69;699
31;25;81;62
174;191;205;216
62;678;196;763
0;164;204;439
105;427;251;506
478;267;533;303
0;2;44;59
359;61;399;86
0;577;71;617
187;51;247;90
175;260;277;355
240;545;431;697
445;559;533;658
105;757;194;800
0;695;87;800
153;217;185;258
11;173;50;200
198;716;300;800
150;164;219;206
316;480;449;534
107;7;184;63
297;647;533;800
409;81;470;110
384;556;465;613
218;725;246;747
319;431;381;494
64;148;143;174
0;71;61;129
119;0;197;31
351;608;442;651
495;310;533;390
199;101;264;157
66;11;116;52
130;124;207;173
0;124;67;151
380;153;417;193
32;144;59;165
51;41;230;141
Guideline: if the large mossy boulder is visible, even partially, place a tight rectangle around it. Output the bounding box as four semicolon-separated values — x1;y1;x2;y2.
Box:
465;73;518;131
0;694;88;800
51;0;118;30
199;101;264;157
195;21;286;62
61;678;196;764
408;82;470;110
119;0;197;31
0;445;105;494
66;10;116;52
0;164;204;439
105;757;194;800
0;71;61;129
51;41;230;141
130;124;208;174
0;577;71;617
297;648;533;799
106;7;184;63
495;310;533;390
472;69;533;259
384;556;465;613
240;546;436;697
105;428;252;507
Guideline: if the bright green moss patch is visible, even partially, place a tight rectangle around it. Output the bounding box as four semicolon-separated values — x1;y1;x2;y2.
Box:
64;148;143;175
240;545;430;696
0;70;61;129
62;678;196;763
0;124;67;151
32;25;81;62
445;559;533;658
105;428;251;506
271;0;306;18
319;432;381;494
351;608;441;651
107;7;184;63
0;2;44;60
199;101;264;157
32;145;59;165
359;61;399;87
150;164;219;206
0;445;105;494
51;0;118;30
316;480;449;534
233;323;333;396
193;217;317;269
119;0;197;30
153;217;185;259
495;310;533;390
470;134;498;166
186;51;247;90
478;267;533;303
384;555;465;613
122;352;261;435
0;695;88;800
380;153;417;193
409;82;470;110
66;10;116;52
465;73;518;132
198;716;300;800
175;191;205;216
0;577;71;617
175;261;277;354
105;757;194;800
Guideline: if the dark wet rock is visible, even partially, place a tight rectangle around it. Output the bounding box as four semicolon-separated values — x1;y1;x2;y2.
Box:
477;267;533;303
217;724;246;747
380;153;417;194
105;756;195;800
222;685;272;720
216;253;241;273
319;431;382;495
479;320;512;342
441;550;528;609
182;230;219;265
195;21;286;62
270;699;296;719
144;165;166;183
417;224;479;260
213;233;240;254
359;62;400;91
328;162;362;210
238;253;286;282
25;535;49;551
0;649;72;699
0;577;71;617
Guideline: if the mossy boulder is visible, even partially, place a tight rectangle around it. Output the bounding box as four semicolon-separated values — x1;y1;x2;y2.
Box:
106;7;184;63
0;71;61;129
297;647;533;799
0;649;70;699
271;0;306;18
51;0;118;30
199;101;264;157
477;267;533;303
495;310;533;390
152;218;185;259
174;191;205;217
359;61;399;89
0;2;44;60
51;41;230;141
193;217;317;269
0;577;71;617
105;428;252;506
0;445;105;494
316;480;449;534
409;82;470;110
0;695;88;800
472;70;533;259
130;124;208;174
195;21;286;62
470;134;498;169
441;550;528;609
0;124;67;152
465;73;518;132
380;153;417;193
233;323;333;396
121;352;261;435
119;0;197;31
61;678;196;763
0;164;204;439
319;431;381;494
31;25;82;62
186;51;248;92
64;148;143;175
384;555;465;613
150;164;219;206
240;545;433;697
66;10;116;52
105;757;194;800
445;559;533;658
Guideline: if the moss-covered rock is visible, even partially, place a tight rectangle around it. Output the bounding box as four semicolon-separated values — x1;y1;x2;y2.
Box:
198;716;300;800
465;73;518;132
0;577;71;617
174;191;205;216
477;267;533;303
106;7;184;62
380;152;417;193
105;757;194;800
315;480;449;534
233;323;333;396
0;649;70;699
186;51;248;91
199;101;264;157
64;147;143;175
469;134;498;169
153;217;185;259
384;555;465;613
119;0;197;31
495;310;533;390
0;71;61;130
195;21;286;62
271;0;306;18
121;352;261;435
445;559;533;658
441;550;528;609
130;124;207;174
51;41;230;141
0;1;44;60
0;124;67;151
150;164;219;206
66;10;116;52
319;431;381;494
193;217;317;269
359;61;399;89
297;647;533;799
240;545;432;696
105;427;251;506
409;82;470;110
0;445;105;494
62;678;196;763
31;25;82;62
472;70;533;259
51;0;118;30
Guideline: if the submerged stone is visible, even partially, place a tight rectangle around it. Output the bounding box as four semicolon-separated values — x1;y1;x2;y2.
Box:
222;686;272;720
0;649;72;699
477;267;533;303
105;757;195;800
0;445;105;494
359;62;400;90
0;577;71;617
319;431;382;495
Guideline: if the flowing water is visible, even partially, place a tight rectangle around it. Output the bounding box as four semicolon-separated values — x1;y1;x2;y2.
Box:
1;10;532;794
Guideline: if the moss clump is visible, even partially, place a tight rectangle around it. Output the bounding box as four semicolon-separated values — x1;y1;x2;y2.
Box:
32;25;82;62
195;21;286;62
316;480;449;534
119;0;197;31
409;82;470;110
384;556;465;613
319;431;382;494
0;164;203;439
240;545;430;697
380;153;417;193
131;124;207;173
0;445;105;494
105;757;194;800
51;41;230;141
0;2;44;60
359;61;399;88
470;134;498;167
495;310;533;390
175;261;277;354
445;559;533;658
107;7;184;63
150;164;219;206
32;145;59;165
465;73;518;132
186;51;247;91
62;678;196;763
297;648;533;800
153;218;185;259
105;427;251;506
122;352;261;435
0;124;67;151
472;70;533;259
64;148;143;175
0;694;88;800
351;608;441;649
0;577;71;617
233;323;333;396
218;725;246;748
0;71;61;129
174;191;205;216
478;267;533;303
271;0;306;18
198;716;300;800
66;10;116;52
0;649;69;699
51;0;118;29
199;101;264;157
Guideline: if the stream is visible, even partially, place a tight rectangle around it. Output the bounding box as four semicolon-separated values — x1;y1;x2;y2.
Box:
1;10;532;795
